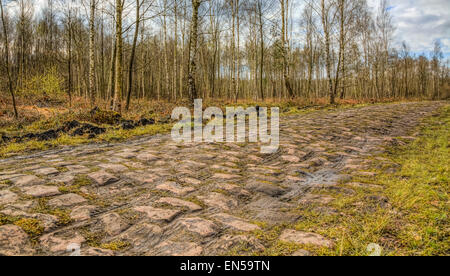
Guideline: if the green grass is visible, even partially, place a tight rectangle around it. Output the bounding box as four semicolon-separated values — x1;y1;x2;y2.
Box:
335;105;448;255
378;105;449;255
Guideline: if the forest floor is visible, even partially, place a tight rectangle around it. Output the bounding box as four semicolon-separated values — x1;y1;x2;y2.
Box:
0;101;448;256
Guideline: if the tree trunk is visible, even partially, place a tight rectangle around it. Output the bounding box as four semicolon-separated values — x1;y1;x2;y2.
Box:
108;35;117;109
163;0;170;100
1;0;18;119
126;0;141;110
335;0;345;100
67;5;73;107
89;0;96;106
188;0;200;102
281;0;294;98
113;0;124;112
321;0;335;104
235;0;240;103
257;1;264;101
173;1;178;101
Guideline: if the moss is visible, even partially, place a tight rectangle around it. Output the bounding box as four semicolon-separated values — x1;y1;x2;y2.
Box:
58;186;79;194
185;197;207;209
14;218;44;238
52;209;73;226
0;180;13;186
150;190;171;198
212;189;231;196
32;198;73;226
116;209;140;224
252;225;285;245
100;240;130;251
83;229;131;252
58;175;95;202
56;167;69;173
73;175;92;186
0;214;20;226
82;229;105;248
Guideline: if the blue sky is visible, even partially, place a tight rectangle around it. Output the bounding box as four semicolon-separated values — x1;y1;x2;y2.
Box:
368;0;450;59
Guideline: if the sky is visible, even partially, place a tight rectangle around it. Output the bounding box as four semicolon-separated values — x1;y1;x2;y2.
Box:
368;0;450;58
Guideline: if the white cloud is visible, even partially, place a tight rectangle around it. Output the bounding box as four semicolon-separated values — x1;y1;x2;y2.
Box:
369;0;450;57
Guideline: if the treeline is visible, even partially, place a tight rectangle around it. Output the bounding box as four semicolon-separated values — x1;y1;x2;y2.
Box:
0;0;449;116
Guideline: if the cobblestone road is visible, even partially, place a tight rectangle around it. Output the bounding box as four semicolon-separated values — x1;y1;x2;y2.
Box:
0;102;444;256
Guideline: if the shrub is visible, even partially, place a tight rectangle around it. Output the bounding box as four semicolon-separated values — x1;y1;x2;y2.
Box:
18;67;65;101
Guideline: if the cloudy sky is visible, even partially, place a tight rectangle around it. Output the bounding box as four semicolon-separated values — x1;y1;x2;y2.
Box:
368;0;450;58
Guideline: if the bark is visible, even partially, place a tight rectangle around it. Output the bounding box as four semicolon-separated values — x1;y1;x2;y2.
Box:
126;0;141;110
173;1;178;101
67;5;73;106
281;0;294;98
108;36;117;108
257;1;264;101
321;0;335;104
100;10;105;100
89;0;96;106
334;0;344;100
188;0;201;102
1;0;18;118
163;0;170;100
235;0;240;102
113;0;124;112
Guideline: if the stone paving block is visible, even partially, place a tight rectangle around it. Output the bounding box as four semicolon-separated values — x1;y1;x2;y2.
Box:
212;213;260;232
280;229;334;248
23;185;61;198
134;206;181;223
88;171;119;186
0;225;36;256
48;194;87;208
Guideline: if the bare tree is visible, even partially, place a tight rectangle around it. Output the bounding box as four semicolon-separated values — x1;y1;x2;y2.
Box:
320;0;336;104
126;0;143;110
188;0;201;101
113;0;124;112
89;0;96;106
1;0;18;118
280;0;294;98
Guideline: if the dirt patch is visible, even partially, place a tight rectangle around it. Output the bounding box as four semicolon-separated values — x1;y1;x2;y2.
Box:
70;123;107;139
